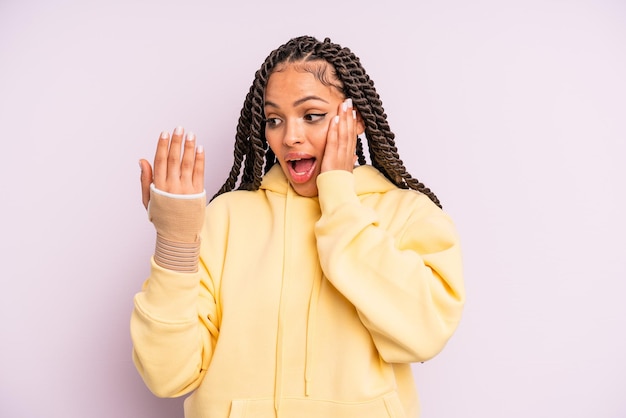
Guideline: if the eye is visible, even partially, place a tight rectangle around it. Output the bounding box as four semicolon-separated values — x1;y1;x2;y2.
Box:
304;113;327;123
265;117;282;128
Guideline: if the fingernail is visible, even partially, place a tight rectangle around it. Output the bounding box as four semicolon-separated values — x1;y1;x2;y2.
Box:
197;145;204;153
174;126;183;135
138;160;143;171
334;115;340;124
186;132;196;141
352;110;357;119
342;98;352;112
160;131;168;140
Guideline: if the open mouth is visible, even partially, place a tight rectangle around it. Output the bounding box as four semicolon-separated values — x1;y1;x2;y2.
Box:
287;157;317;183
290;158;315;173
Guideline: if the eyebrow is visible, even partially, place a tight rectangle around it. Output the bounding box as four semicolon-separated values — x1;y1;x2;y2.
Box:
265;95;329;109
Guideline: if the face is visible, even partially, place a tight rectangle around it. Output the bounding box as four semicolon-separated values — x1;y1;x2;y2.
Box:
264;62;346;197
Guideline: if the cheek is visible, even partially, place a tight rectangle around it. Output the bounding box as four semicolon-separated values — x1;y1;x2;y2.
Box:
265;129;281;153
309;124;330;150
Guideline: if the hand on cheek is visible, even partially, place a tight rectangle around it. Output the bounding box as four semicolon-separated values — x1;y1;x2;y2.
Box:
321;99;358;173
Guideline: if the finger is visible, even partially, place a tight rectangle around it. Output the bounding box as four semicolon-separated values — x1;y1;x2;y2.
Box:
153;130;170;188
347;100;357;156
321;113;339;173
166;125;184;182
338;99;356;171
337;100;350;159
139;159;153;210
347;106;357;164
192;145;205;193
180;132;197;187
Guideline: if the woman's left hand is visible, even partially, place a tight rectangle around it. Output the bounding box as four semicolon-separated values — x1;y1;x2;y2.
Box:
321;98;359;173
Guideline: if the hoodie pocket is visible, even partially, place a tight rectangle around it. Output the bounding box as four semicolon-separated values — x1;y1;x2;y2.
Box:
228;392;406;418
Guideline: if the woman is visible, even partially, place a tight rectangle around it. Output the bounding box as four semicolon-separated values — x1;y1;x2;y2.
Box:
132;35;464;418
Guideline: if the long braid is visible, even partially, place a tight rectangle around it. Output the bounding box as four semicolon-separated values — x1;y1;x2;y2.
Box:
213;89;253;197
213;36;442;208
355;137;367;166
212;44;289;199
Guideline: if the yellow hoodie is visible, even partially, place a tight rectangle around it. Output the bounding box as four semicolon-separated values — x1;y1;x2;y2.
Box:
131;165;464;418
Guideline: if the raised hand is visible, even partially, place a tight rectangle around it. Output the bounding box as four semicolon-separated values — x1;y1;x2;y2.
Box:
140;126;205;209
320;99;361;173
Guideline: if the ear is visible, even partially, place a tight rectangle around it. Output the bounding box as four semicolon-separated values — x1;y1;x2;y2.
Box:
355;109;366;136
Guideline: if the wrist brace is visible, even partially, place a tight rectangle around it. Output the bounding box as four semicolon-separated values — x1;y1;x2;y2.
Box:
148;184;206;272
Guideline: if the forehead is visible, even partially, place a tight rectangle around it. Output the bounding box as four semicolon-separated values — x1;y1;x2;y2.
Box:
264;62;344;105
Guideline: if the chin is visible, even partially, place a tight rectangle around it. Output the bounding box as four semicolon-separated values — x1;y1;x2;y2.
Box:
291;183;319;198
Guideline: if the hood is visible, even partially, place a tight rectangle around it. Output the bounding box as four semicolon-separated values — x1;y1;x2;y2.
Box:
259;163;398;414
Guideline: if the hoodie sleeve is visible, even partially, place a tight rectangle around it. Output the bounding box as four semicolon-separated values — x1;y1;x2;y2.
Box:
315;170;464;363
131;261;218;398
131;200;221;398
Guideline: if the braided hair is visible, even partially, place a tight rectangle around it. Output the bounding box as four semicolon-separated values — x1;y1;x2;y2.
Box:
213;35;441;208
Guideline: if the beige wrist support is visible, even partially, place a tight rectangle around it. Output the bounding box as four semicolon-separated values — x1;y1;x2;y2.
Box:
148;186;206;272
154;234;201;273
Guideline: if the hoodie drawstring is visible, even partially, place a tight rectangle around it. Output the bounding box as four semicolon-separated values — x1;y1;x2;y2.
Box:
274;184;324;416
305;262;321;396
274;187;294;416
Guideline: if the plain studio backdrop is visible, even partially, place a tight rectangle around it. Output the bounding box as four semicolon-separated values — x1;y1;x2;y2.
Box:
1;0;624;417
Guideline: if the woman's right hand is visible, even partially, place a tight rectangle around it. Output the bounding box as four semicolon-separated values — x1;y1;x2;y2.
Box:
140;126;205;209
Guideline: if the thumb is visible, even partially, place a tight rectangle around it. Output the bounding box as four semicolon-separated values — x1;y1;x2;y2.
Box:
139;159;153;210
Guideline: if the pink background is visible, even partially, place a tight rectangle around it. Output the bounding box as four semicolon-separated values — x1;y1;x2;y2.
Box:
1;0;624;417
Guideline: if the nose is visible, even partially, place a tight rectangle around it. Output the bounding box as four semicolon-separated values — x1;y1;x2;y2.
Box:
283;120;304;146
